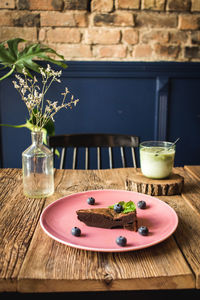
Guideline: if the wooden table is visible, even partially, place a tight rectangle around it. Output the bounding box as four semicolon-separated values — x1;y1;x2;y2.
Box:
0;166;200;294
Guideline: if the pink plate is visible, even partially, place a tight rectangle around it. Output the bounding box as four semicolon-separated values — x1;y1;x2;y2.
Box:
40;189;178;252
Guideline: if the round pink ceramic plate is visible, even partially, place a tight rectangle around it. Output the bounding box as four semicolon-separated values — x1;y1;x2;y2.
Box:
40;189;178;252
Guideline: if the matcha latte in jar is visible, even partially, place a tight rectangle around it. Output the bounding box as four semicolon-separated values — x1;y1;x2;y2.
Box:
140;141;176;179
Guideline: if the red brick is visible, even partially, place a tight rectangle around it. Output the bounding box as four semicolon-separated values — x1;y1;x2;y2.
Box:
0;11;40;27
94;45;127;58
116;0;140;10
166;0;191;11
40;11;87;27
0;27;37;42
91;0;114;12
169;31;188;44
39;28;46;42
0;0;15;9
46;28;81;43
0;10;14;26
85;28;120;44
141;0;165;11
74;12;88;27
154;43;180;58
64;0;88;10
191;0;200;12
136;12;177;28
179;15;200;30
55;44;92;58
185;46;200;59
133;44;153;58
141;30;169;43
122;29;139;44
21;0;64;11
14;13;40;27
191;31;200;44
93;11;134;26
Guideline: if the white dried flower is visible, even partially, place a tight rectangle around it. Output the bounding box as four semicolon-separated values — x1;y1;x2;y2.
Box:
39;67;46;77
13;66;79;131
12;81;20;89
22;68;28;76
46;64;51;73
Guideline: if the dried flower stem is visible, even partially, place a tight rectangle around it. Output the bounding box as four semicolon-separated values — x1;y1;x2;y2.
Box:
12;65;79;131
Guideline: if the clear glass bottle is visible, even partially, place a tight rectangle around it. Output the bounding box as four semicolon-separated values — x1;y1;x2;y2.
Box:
22;131;54;198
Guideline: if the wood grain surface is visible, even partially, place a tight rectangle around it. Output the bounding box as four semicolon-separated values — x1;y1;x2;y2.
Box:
1;167;200;292
125;171;184;196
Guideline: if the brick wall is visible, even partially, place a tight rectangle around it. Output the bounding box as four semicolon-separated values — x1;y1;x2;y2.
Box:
0;0;200;61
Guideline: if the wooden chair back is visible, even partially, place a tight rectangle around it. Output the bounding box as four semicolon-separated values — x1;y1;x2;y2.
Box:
48;133;139;169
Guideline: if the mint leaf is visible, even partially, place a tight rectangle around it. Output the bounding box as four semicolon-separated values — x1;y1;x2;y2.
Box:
108;200;136;214
123;201;136;213
108;201;124;210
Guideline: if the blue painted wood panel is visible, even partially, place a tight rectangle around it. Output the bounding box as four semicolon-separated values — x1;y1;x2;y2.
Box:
168;78;200;166
0;62;200;168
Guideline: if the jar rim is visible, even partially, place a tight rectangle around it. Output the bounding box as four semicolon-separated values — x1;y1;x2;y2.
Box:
140;140;176;149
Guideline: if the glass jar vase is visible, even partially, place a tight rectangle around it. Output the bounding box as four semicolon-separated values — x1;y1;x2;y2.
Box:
22;131;54;198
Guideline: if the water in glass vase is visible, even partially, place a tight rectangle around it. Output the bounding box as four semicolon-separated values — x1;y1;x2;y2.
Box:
22;131;54;198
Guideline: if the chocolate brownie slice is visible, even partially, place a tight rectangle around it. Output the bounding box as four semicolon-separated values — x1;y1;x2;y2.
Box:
76;207;137;231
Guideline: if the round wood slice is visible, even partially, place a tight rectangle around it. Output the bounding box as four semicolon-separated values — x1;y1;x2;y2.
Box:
125;172;184;196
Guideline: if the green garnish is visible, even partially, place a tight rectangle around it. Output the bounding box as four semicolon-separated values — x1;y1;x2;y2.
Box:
109;201;136;214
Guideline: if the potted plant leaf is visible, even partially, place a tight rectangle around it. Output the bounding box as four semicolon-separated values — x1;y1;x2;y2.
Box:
0;38;67;147
0;38;67;80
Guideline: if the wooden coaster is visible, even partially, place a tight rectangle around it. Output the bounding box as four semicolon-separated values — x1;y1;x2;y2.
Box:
125;172;184;196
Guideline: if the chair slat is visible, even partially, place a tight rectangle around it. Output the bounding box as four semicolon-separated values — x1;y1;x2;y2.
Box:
97;147;101;169
120;147;126;168
85;147;89;170
108;147;113;169
131;147;137;169
60;148;66;169
72;147;77;169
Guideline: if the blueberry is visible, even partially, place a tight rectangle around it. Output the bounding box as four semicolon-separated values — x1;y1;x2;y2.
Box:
114;203;123;213
116;236;127;247
138;226;149;236
71;227;81;237
137;200;146;209
87;197;95;205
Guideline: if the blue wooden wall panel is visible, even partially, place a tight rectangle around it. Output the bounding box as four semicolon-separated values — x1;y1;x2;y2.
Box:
54;77;155;136
0;61;200;168
154;77;169;141
168;78;200;166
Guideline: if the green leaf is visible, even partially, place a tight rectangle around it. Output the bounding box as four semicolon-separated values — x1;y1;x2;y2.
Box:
27;109;55;144
0;38;67;81
108;201;136;214
123;201;136;214
7;38;23;60
0;122;27;129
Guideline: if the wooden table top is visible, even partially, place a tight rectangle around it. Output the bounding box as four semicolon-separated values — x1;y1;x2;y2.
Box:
0;166;200;293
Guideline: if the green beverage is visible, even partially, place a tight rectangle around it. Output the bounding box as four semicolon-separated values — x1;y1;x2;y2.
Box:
140;141;176;179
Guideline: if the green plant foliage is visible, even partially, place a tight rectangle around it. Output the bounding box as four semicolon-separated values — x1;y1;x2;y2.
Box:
0;39;69;155
0;38;67;81
109;201;136;214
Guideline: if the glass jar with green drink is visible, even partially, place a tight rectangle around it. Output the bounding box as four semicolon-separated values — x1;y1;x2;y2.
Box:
140;141;176;179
